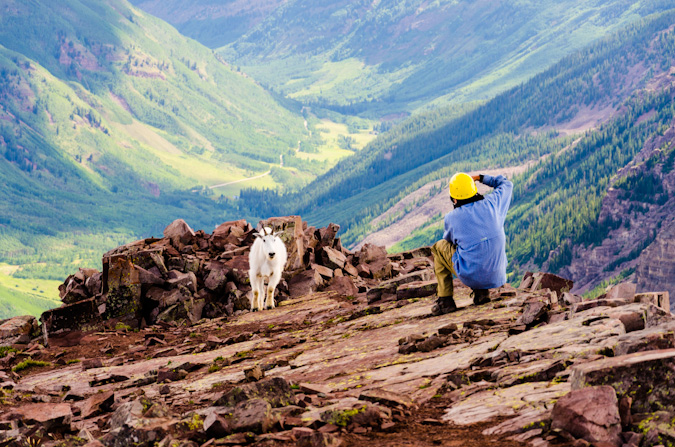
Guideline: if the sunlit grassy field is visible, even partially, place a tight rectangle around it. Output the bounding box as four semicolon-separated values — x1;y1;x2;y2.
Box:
0;264;62;318
296;119;377;163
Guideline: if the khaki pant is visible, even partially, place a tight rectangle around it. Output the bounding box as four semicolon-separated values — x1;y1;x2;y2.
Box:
431;240;456;298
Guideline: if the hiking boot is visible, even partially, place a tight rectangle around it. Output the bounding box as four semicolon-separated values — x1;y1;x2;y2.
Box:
471;289;491;306
431;296;458;316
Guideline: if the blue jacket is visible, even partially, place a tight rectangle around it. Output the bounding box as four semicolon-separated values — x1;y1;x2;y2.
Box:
443;174;513;289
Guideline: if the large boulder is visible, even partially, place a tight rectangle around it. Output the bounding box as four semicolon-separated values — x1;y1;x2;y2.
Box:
570;348;675;414
204;262;229;291
550;386;621;446
211;219;252;249
163;219;195;247
318;246;347;270
41;298;100;344
396;280;437;300
529;272;574;295
0;315;38;343
288;269;325;298
229;398;274;434
606;282;637;300
259;215;307;271
356;243;393;280
101;255;142;325
614;322;675;355
325;276;359;297
634;291;670;313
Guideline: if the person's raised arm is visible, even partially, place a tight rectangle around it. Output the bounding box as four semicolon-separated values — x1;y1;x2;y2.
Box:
477;174;513;218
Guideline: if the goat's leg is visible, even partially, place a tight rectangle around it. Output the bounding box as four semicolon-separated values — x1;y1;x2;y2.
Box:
250;273;262;311
266;270;281;309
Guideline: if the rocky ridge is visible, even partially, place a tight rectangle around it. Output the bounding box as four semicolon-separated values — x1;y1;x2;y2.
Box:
0;216;672;447
560;119;675;306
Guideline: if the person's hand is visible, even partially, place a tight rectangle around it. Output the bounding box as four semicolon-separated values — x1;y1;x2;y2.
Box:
471;175;481;182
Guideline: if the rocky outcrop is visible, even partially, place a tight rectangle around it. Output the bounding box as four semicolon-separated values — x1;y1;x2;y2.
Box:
1;219;674;447
41;216;415;345
560;121;675;309
636;218;675;311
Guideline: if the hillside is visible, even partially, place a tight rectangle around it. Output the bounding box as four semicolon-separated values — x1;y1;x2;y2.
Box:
0;0;377;316
198;0;673;114
128;0;285;48
1;217;674;447
236;11;675;298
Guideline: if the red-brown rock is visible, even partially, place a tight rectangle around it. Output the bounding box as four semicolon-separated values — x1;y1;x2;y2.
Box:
11;402;73;431
288;269;324;297
529;272;574;295
606;282;636;301
325;276;359;297
396;280;437;300
81;391;115;418
550;386;621;446
319;247;347;270
570;349;675;414
41;298;100;343
518;298;549;326
163;218;195;246
230;398;274;433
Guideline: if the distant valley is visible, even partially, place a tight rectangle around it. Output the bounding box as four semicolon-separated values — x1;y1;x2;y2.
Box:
133;0;674;114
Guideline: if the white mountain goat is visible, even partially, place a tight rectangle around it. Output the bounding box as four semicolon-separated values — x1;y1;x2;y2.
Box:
248;227;287;311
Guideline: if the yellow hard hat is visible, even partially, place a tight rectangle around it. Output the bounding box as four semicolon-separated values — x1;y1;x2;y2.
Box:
449;173;477;200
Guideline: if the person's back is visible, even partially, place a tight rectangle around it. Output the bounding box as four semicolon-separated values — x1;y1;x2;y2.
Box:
430;173;513;315
443;174;512;289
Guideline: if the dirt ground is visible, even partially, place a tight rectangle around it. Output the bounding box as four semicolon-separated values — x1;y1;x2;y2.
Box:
340;393;571;447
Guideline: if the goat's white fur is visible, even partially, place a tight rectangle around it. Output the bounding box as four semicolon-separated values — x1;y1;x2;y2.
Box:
248;227;287;311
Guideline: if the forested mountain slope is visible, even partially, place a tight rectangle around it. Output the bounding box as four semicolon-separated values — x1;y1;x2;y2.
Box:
237;11;675;296
194;0;673;114
0;0;314;314
128;0;285;48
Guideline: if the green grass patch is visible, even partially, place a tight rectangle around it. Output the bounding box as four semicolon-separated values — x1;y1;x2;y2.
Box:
0;347;18;358
12;359;51;373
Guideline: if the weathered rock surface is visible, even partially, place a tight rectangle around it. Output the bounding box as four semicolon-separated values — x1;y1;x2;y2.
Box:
570;349;675;414
2;218;674;447
550;386;622;446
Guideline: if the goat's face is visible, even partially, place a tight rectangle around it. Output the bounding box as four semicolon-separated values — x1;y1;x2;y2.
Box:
260;235;278;260
255;227;281;261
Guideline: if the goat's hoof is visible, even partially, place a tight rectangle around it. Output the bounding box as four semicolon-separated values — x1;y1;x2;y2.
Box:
251;308;258;312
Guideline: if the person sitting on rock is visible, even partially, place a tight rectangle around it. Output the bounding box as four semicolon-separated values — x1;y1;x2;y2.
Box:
430;172;513;315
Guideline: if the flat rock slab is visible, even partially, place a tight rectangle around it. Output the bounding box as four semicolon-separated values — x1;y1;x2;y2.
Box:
614;321;675;355
497;315;625;357
9;402;73;430
492;358;567;387
443;381;570;425
570;348;675;414
359;389;416;409
570;299;630;314
396;280;437;300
